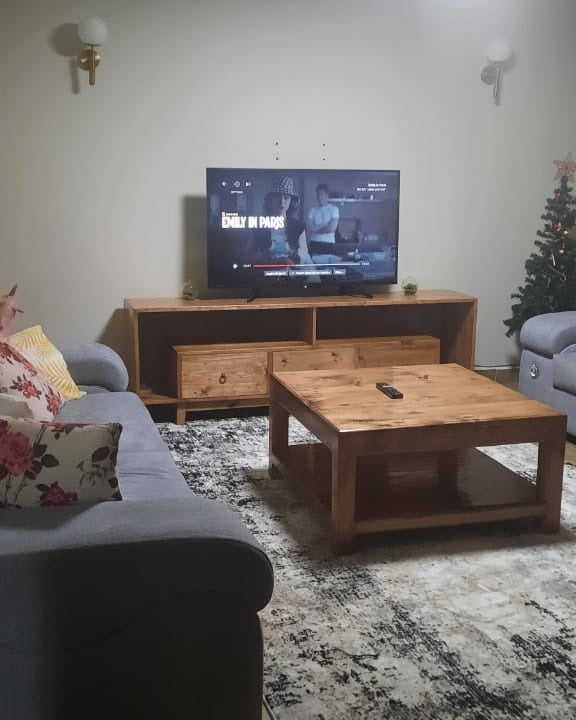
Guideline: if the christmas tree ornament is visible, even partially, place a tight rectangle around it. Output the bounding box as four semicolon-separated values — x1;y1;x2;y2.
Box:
554;153;576;181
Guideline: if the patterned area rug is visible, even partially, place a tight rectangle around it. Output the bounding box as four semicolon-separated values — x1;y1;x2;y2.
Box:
157;416;576;720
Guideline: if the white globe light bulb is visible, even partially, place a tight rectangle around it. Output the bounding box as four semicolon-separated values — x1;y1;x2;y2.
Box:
78;16;108;46
486;39;512;65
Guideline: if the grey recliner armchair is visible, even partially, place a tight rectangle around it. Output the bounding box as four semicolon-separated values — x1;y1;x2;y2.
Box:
519;311;576;434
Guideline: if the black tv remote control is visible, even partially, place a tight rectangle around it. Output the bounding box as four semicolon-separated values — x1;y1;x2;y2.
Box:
376;383;403;399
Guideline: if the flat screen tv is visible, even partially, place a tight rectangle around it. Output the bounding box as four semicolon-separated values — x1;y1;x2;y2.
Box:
206;167;400;296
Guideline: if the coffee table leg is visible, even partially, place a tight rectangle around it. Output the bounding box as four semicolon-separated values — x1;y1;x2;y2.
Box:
536;437;565;532
269;399;289;479
331;447;356;554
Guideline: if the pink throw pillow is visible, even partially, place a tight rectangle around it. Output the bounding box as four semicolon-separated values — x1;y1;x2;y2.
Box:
0;417;122;509
0;342;62;421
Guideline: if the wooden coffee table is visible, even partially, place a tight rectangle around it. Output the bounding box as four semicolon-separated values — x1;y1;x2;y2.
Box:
268;364;566;554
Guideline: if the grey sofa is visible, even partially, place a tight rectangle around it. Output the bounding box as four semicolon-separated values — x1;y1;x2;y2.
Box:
519;310;576;434
0;343;274;720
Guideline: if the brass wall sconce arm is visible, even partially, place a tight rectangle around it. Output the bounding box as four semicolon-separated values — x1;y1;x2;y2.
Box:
77;16;108;86
480;38;513;105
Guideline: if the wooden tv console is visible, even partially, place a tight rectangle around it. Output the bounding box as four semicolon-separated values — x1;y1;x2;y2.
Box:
124;290;477;423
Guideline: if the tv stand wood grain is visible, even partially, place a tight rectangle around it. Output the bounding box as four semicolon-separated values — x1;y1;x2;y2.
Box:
124;290;477;423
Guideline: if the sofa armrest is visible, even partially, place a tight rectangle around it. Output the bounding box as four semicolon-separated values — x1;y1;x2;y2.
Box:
0;496;274;653
520;311;576;356
60;342;129;392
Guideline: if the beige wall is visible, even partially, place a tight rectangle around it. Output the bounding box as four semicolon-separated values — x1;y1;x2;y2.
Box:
1;0;576;365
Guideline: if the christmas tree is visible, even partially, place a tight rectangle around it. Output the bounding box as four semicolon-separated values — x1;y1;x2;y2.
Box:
504;153;576;337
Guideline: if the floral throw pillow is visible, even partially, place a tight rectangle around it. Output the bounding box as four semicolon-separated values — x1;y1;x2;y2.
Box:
0;417;122;510
0;342;62;421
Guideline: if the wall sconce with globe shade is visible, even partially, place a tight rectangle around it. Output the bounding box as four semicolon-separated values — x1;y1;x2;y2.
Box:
480;39;513;105
77;16;108;86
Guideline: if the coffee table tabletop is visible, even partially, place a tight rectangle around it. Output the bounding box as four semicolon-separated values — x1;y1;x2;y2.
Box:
269;364;566;553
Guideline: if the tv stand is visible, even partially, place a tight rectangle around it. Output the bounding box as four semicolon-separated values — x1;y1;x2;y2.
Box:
125;291;477;423
338;284;373;299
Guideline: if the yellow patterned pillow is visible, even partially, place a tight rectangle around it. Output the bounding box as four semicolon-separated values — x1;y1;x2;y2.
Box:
7;326;85;401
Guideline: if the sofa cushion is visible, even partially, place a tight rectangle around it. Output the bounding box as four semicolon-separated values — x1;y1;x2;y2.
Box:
8;325;85;401
0;495;274;655
0;417;122;509
57;392;167;453
56;392;191;500
78;385;112;394
553;351;576;395
0;342;62;421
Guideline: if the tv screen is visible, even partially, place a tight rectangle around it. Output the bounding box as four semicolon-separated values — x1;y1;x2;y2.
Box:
206;168;400;292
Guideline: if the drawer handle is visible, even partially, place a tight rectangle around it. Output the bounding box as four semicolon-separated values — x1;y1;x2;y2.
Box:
219;373;227;384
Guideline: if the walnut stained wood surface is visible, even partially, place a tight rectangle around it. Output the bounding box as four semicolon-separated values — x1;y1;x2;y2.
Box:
269;364;566;554
124;291;477;419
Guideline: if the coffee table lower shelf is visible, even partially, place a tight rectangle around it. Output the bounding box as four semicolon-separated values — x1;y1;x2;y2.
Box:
270;443;545;537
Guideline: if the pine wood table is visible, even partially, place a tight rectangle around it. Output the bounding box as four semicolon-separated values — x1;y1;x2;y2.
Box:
268;364;567;554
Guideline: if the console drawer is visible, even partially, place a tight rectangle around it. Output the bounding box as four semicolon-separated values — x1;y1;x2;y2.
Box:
176;351;269;399
354;336;440;367
311;335;440;367
271;346;356;372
